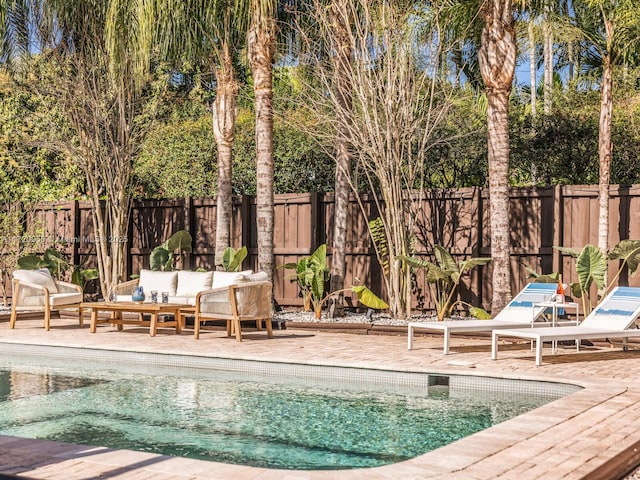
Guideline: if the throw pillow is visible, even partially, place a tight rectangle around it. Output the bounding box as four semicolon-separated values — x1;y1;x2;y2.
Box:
176;271;214;297
138;269;179;296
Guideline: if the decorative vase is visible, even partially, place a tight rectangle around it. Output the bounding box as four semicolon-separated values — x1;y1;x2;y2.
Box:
132;286;145;303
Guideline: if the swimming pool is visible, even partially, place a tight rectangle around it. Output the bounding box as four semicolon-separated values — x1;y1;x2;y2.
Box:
0;346;581;470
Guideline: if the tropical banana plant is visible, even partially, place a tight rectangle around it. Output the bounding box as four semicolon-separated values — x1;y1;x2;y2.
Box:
18;248;69;279
369;217;389;276
555;239;640;314
320;284;389;319
280;244;330;315
398;245;491;321
222;246;248;272
280;244;388;319
150;230;192;271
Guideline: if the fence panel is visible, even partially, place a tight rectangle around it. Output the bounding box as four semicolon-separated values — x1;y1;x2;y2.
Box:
129;199;188;273
271;193;319;307
5;184;640;310
190;197;217;270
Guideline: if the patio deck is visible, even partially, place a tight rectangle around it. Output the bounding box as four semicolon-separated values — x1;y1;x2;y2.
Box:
1;315;639;480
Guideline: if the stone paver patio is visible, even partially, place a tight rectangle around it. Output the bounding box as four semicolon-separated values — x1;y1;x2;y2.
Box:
0;315;639;479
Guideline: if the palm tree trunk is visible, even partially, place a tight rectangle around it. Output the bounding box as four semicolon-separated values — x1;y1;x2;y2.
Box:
213;50;238;270
597;13;615;284
529;17;538;184
486;88;512;314
248;7;276;282
597;54;613;256
328;1;352;317
529;20;536;118
478;0;516;314
543;1;553;115
568;41;575;83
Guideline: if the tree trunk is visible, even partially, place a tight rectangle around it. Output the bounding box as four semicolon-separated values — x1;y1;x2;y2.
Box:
529;18;538;184
328;1;353;317
543;1;553;115
529;20;536;119
248;7;276;283
597;54;613;257
213;49;238;270
478;0;516;314
486;88;512;314
568;41;575;83
597;14;615;286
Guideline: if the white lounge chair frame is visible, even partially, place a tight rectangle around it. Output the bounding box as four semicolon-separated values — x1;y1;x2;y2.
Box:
491;286;640;366
408;283;560;354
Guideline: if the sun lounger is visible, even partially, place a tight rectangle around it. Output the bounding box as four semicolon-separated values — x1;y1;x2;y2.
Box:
408;283;559;354
491;286;640;366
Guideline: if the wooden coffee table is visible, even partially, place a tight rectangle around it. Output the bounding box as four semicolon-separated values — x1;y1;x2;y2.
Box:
83;302;185;336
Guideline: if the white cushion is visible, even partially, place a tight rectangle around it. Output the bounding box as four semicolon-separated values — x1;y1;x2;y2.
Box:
176;271;214;297
212;270;253;289
49;292;83;306
168;296;196;306
14;269;58;293
138;270;178;296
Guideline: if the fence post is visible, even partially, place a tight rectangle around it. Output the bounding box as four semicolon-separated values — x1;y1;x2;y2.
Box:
310;192;320;251
475;187;486;309
552;184;562;275
239;195;253;268
184;196;193;270
71;200;80;268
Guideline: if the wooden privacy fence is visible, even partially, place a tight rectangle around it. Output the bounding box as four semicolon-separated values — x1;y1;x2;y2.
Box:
6;184;640;312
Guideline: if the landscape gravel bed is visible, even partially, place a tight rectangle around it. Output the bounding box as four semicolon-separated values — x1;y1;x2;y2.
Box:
273;309;437;327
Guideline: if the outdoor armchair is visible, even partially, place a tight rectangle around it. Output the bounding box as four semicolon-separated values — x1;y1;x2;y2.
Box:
10;268;83;330
194;277;273;342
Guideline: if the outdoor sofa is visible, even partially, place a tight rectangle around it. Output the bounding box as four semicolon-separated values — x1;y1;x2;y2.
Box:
113;269;273;341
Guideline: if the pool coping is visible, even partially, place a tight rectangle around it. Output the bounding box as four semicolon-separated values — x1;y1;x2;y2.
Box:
0;337;633;480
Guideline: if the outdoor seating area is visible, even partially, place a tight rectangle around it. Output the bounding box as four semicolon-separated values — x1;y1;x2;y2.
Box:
194;279;272;341
8;267;274;342
110;269;273;341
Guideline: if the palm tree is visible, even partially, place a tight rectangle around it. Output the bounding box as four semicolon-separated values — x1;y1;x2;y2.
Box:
137;0;248;270
327;0;353;316
248;0;277;282
527;14;537;118
0;2;28;64
478;0;517;313
566;0;640;260
542;0;553;114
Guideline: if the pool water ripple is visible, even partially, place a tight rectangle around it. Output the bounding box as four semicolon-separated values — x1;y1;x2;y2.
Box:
0;363;569;470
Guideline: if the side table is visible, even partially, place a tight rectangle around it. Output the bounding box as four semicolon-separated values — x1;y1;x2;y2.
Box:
533;301;580;353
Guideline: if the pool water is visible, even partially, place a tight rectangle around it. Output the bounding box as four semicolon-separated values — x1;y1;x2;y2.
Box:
0;363;565;470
